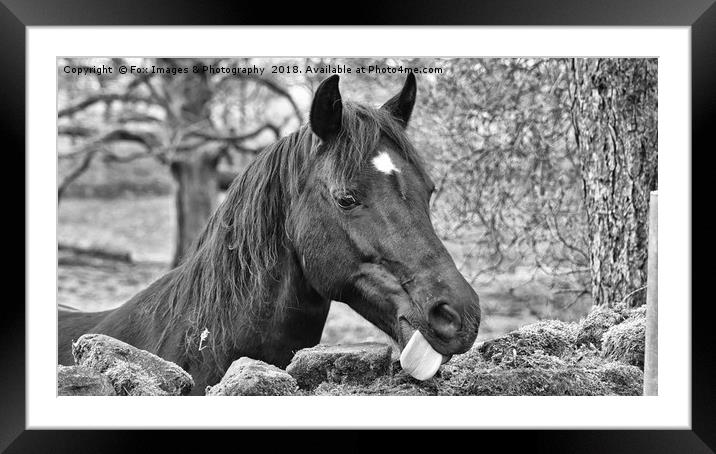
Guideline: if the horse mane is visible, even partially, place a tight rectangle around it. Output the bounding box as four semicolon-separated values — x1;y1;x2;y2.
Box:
145;101;426;374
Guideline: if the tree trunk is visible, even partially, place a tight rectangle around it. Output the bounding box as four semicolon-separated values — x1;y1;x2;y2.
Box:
570;58;658;307
170;151;220;267
164;65;220;268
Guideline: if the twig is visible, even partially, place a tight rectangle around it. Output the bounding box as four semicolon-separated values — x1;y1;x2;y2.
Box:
619;286;647;307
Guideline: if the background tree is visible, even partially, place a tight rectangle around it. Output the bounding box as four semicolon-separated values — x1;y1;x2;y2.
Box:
417;58;590;312
58;57;658;318
58;57;304;266
569;58;658;307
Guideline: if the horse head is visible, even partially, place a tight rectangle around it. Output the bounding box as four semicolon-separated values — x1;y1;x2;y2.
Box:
290;74;481;379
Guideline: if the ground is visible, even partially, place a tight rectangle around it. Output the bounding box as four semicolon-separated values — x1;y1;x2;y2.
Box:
58;195;594;344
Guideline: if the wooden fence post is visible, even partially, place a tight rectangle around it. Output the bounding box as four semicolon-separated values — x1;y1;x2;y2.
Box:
644;191;658;396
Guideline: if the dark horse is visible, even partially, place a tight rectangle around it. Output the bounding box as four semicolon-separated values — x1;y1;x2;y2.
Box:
59;74;481;393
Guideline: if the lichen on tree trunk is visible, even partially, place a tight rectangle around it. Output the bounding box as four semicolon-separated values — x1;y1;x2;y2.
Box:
570;58;658;307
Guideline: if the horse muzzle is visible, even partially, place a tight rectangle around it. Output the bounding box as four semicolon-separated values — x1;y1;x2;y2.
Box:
397;301;479;381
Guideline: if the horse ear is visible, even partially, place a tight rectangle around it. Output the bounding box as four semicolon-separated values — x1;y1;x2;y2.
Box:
381;73;417;127
310;75;343;141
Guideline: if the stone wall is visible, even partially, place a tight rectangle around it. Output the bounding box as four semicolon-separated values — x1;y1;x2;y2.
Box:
60;334;194;396
58;304;645;396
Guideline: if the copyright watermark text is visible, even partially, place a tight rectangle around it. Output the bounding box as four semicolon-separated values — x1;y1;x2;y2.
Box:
62;62;444;77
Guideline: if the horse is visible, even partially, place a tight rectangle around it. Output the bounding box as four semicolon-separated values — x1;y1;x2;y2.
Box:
58;73;481;394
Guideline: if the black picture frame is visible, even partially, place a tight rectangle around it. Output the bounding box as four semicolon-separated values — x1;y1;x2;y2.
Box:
5;0;711;451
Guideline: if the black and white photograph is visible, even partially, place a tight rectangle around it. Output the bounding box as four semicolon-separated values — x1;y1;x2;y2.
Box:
56;57;658;397
4;2;706;445
0;0;704;446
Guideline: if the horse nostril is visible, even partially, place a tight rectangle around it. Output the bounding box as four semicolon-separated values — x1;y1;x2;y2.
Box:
428;302;461;340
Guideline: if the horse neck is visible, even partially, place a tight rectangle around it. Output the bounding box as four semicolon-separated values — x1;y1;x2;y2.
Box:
208;248;330;371
164;132;328;374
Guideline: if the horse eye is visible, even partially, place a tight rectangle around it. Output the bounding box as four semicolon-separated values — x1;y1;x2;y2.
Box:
336;193;359;210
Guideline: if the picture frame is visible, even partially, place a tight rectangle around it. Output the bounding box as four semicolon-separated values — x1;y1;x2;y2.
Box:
6;0;710;450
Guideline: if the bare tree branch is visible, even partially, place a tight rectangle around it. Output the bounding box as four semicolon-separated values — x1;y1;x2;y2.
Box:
102;151;154;164
129;72;175;121
58;93;163;118
58;146;102;201
187;123;279;144
115;113;164;124
57;125;96;137
220;74;304;124
59;127;160;151
58;127;166;200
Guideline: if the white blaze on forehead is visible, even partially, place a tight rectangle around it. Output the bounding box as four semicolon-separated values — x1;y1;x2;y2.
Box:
372;152;400;175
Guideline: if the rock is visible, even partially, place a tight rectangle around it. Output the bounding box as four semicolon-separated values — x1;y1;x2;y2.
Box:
72;334;194;396
442;351;642;396
602;313;646;369
466;367;603;395
432;318;643;396
206;357;298;396
57;365;116;396
443;366;613;396
286;318;645;396
312;360;643;396
287;343;393;390
291;316;646;396
576;306;625;347
596;362;644;395
313;370;439;396
478;320;577;366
